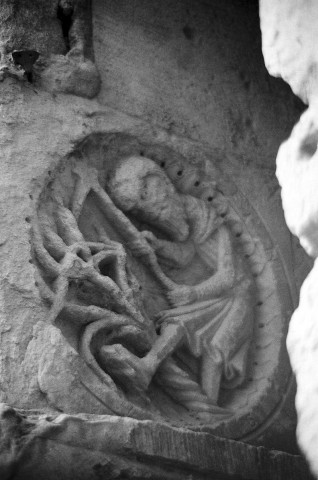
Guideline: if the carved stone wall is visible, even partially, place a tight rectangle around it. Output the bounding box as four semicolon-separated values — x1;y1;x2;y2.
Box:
0;0;314;478
0;0;100;97
29;132;297;443
0;404;312;480
94;0;304;172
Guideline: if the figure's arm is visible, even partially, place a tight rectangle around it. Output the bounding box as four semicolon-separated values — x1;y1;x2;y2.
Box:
141;231;195;268
192;226;235;300
155;237;195;268
167;226;235;307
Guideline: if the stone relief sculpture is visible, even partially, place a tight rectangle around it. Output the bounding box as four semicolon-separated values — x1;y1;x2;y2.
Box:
104;156;254;408
31;135;294;435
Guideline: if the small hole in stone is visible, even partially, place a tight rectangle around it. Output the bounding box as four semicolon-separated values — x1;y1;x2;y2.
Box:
245;254;250;258
48;171;52;176
160;161;166;168
29;194;33;200
1;407;20;421
35;281;38;287
139;285;142;291
177;170;183;176
248;378;253;382
29;259;33;264
220;213;226;218
183;25;194;40
207;196;214;202
194;181;200;187
140;151;144;156
257;301;263;306
259;323;265;328
254;362;258;366
25;217;31;223
235;232;242;238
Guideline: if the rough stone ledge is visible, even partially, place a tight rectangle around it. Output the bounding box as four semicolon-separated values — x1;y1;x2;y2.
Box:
0;404;313;480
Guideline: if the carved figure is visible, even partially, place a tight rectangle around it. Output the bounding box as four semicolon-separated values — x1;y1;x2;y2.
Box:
32;137;295;431
34;155;254;415
106;156;254;405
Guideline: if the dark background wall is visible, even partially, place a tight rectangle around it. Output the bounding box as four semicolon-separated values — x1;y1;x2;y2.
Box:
93;0;304;172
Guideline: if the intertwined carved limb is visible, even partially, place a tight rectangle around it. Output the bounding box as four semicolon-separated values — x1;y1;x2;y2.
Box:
33;180;159;407
33;159;265;421
35;217;150;330
33;164;156;331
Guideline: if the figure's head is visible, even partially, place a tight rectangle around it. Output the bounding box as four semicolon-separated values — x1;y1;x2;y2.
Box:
107;156;189;241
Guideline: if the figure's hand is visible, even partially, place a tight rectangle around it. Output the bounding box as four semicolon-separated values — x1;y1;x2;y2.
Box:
155;302;192;327
141;230;158;249
129;231;158;258
167;285;197;307
155;308;179;327
129;239;153;257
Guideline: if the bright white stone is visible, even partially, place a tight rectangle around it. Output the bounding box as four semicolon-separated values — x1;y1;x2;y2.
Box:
260;0;318;103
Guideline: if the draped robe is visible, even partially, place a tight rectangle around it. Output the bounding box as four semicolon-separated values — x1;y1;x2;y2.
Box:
159;196;254;389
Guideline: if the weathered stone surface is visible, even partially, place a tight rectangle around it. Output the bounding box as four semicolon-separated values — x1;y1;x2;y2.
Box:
287;261;318;477
0;1;65;56
0;0;100;98
94;0;304;170
276;105;318;258
29;138;296;441
91;3;311;453
274;104;318;473
0;1;314;477
0;76;307;452
0;404;313;480
260;0;318;476
38;54;100;98
260;0;318;104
